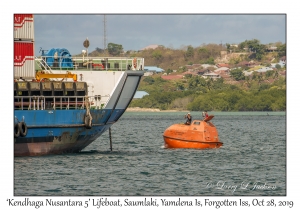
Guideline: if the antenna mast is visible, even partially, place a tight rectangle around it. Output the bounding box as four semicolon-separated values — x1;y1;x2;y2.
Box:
103;15;107;51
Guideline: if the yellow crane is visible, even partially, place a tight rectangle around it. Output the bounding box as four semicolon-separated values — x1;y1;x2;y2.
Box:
35;71;77;82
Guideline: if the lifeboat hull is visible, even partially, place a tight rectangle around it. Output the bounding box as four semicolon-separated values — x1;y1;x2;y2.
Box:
164;136;223;149
163;118;223;149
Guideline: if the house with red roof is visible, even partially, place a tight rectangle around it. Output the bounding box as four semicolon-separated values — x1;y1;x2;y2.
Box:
280;56;286;62
216;63;230;68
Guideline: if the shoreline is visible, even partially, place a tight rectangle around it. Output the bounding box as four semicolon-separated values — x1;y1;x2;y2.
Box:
125;107;286;114
126;107;188;112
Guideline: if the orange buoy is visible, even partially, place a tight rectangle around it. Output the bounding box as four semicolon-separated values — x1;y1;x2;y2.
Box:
163;115;223;149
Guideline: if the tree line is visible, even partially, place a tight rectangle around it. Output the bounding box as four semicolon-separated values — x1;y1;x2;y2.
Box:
129;75;286;111
89;39;286;72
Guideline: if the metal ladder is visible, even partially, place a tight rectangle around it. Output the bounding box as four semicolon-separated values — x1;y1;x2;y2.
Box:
35;56;54;73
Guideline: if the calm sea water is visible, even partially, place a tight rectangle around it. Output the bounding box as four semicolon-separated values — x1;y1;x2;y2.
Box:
14;112;286;196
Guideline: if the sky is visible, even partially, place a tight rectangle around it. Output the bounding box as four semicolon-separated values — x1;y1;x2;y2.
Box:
33;14;286;56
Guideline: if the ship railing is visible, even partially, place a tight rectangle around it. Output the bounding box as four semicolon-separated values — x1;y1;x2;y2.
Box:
14;95;108;110
35;56;144;72
35;56;53;72
35;57;60;81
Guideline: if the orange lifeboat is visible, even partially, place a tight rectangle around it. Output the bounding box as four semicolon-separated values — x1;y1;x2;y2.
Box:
163;115;223;149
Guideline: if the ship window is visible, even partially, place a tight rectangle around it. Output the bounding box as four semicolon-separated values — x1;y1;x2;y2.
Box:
194;122;200;125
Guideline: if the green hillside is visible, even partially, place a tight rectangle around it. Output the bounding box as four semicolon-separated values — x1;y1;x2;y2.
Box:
88;39;286;111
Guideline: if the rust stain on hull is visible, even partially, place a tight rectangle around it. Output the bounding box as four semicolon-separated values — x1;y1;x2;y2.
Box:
15;139;94;156
14;127;107;156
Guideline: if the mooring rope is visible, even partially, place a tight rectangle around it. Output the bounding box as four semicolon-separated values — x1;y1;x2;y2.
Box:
84;96;92;129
